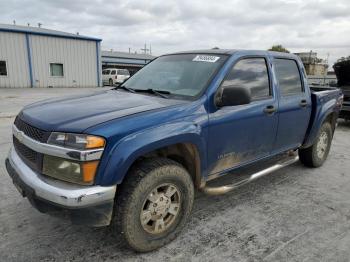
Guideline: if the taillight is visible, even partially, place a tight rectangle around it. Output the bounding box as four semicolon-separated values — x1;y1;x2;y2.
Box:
337;94;344;107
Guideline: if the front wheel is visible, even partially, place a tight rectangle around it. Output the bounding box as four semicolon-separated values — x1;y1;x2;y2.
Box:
114;158;194;252
299;122;333;167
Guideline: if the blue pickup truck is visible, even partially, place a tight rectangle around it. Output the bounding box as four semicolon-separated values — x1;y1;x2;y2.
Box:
6;49;343;252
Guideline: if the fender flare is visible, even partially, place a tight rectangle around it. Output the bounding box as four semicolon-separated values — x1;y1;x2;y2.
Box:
97;121;207;186
303;98;338;148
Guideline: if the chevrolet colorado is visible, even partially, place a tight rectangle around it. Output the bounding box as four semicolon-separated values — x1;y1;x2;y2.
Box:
5;50;343;252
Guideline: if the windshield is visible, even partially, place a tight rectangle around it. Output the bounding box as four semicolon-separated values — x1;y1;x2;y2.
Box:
121;54;228;98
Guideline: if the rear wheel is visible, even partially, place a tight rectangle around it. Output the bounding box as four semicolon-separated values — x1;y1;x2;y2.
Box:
299;122;333;167
109;78;113;86
114;158;194;252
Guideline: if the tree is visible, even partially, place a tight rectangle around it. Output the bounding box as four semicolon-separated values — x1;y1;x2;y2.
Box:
268;45;290;53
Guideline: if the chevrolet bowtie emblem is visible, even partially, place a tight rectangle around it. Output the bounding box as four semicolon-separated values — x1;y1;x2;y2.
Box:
15;128;24;142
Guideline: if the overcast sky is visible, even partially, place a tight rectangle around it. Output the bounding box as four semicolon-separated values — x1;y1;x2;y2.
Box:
1;0;349;67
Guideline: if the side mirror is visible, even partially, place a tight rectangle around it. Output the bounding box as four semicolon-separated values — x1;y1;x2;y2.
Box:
215;85;251;107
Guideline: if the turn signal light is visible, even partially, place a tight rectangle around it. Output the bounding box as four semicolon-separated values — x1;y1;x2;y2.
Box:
86;136;105;149
82;161;99;183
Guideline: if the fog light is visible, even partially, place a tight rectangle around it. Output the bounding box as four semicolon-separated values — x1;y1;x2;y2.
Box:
43;155;99;185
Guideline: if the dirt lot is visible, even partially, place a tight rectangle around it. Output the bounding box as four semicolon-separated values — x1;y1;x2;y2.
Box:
0;88;350;262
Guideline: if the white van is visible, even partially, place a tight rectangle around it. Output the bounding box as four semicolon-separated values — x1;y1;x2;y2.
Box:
102;68;130;86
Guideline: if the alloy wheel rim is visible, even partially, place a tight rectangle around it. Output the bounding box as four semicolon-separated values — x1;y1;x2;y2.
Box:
140;183;181;234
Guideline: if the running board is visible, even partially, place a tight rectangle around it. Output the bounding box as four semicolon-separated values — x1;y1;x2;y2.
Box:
200;155;299;196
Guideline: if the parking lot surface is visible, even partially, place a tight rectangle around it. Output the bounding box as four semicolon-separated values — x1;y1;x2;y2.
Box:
0;88;350;262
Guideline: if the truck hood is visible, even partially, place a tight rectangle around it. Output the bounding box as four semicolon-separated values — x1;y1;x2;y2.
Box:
19;90;186;132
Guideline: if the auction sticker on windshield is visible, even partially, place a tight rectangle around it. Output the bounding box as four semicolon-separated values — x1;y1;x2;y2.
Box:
193;55;220;63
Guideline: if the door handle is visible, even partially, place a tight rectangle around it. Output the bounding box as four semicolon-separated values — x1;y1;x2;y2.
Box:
300;99;308;107
264;105;276;115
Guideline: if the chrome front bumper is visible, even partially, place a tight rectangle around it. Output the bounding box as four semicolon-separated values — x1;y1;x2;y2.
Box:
7;147;116;208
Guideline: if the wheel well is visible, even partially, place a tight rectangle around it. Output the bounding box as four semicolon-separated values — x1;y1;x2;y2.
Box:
131;143;202;188
324;112;338;133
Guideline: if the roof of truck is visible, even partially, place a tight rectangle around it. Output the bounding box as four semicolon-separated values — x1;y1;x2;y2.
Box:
168;49;238;55
165;49;299;59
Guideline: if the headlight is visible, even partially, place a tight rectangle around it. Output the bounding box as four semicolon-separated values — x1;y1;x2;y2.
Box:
43;155;99;185
48;133;105;150
44;133;105;185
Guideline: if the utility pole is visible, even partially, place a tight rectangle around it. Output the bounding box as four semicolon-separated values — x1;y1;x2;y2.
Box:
324;53;330;85
141;43;150;54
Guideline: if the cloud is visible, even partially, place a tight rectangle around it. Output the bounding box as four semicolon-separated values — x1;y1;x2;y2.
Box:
1;0;349;66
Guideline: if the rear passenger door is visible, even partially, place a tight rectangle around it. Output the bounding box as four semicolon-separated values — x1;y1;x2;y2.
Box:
208;57;278;175
272;58;312;153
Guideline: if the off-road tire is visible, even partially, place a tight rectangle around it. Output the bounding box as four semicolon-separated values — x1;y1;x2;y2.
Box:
299;122;333;167
113;158;194;252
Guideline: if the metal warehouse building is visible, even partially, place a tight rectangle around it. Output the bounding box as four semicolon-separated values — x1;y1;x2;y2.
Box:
101;50;155;75
0;24;101;88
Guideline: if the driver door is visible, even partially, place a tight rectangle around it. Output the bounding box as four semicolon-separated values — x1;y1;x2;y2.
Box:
207;57;278;175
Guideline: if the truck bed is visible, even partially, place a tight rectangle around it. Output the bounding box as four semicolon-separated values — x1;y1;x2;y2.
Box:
309;85;339;92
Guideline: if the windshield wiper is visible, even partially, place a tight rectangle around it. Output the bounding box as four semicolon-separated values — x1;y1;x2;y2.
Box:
133;88;171;98
113;85;136;93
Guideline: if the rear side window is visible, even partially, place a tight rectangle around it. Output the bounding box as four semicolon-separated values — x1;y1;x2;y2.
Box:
222;58;270;101
273;59;303;95
118;69;129;75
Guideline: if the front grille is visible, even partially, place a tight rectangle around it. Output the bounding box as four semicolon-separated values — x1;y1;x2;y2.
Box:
13;136;43;173
14;117;49;143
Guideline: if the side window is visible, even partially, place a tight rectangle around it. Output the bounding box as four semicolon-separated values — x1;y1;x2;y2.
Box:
111;70;116;75
273;59;303;95
50;63;64;77
0;61;7;76
222;58;270;101
102;70;107;75
119;69;128;75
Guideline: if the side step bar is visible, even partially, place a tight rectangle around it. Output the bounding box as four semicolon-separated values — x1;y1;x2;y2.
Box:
200;155;299;196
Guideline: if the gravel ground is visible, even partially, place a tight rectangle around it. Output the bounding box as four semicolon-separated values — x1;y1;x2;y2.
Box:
0;88;349;262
